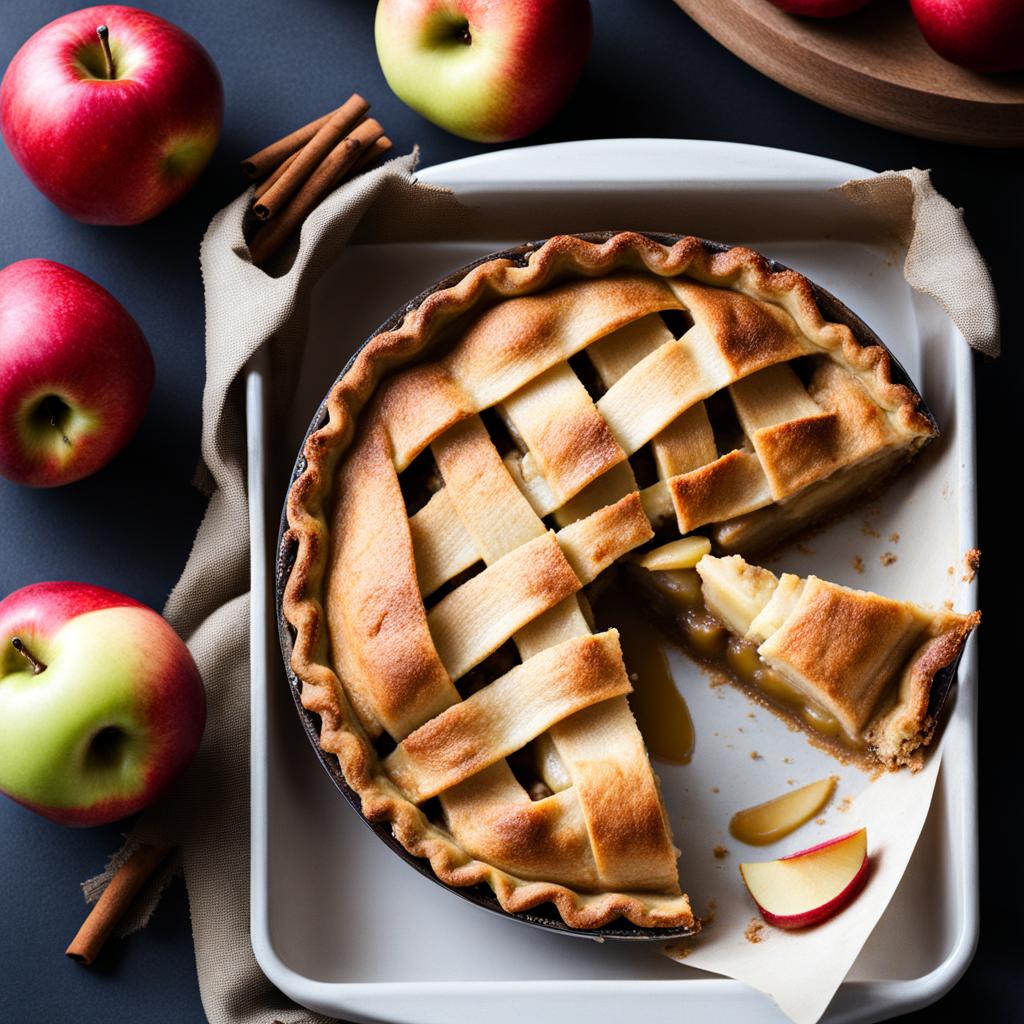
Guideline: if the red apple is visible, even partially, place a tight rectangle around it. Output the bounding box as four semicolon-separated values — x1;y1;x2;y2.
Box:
0;259;153;487
0;582;205;827
739;828;869;929
910;0;1024;72
767;0;874;15
375;0;592;143
1;5;223;224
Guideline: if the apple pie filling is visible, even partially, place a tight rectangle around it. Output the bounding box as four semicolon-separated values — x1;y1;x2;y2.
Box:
625;562;860;755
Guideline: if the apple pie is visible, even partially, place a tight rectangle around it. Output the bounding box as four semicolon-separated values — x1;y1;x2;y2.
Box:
282;232;976;931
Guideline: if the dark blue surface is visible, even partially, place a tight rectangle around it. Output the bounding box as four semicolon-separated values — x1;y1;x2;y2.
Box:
0;1;1020;1021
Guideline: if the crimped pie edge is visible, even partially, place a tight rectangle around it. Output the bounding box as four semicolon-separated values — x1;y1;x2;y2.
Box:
280;231;934;930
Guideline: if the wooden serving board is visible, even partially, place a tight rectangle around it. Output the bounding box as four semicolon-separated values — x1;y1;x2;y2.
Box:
674;0;1024;147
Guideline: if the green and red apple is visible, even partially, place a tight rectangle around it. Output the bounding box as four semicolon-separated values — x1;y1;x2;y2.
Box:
375;0;592;142
0;258;154;487
1;5;223;224
0;581;205;826
739;827;869;929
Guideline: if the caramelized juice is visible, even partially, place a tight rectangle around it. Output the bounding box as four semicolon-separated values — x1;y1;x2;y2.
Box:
595;590;694;765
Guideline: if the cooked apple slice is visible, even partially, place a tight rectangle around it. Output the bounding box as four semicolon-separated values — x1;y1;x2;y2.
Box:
739;827;869;929
635;536;711;571
730;776;837;846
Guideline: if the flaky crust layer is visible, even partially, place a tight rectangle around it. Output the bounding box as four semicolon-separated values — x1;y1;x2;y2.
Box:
281;232;935;931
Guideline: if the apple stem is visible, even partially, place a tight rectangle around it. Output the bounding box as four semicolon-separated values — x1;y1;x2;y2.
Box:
96;25;115;80
11;637;46;675
44;396;71;446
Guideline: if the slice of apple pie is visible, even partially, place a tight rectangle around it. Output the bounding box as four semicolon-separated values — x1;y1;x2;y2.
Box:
631;549;978;769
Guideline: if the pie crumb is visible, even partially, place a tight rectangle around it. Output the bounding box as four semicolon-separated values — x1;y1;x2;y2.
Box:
861;521;881;539
947;565;955;576
816;817;826;826
750;751;762;760
880;551;898;567
713;845;729;859
745;918;767;944
889;531;900;543
837;796;852;814
787;778;796;786
711;787;720;794
783;756;793;764
852;555;865;574
943;599;954;610
796;542;813;555
962;548;981;583
698;898;718;927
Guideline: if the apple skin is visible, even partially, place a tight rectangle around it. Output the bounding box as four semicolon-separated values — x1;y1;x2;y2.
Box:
0;581;205;827
768;0;874;15
1;5;223;224
740;828;870;930
910;0;1024;72
0;258;154;487
375;0;593;143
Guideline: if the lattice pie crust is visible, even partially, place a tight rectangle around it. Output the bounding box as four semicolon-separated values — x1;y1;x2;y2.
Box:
283;233;967;931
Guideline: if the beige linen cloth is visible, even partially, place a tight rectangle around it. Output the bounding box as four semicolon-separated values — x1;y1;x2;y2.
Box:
82;154;997;1024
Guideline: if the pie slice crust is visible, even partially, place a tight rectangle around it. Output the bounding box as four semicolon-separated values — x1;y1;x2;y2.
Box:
281;232;946;932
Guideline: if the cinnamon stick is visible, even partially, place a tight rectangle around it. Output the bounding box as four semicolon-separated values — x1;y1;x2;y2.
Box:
66;843;173;965
249;120;386;267
241;106;336;180
253;149;299;201
252;94;370;221
254;120;384;201
349;135;393;176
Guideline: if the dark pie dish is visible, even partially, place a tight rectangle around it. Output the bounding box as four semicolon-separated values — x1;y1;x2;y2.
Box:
275;231;976;940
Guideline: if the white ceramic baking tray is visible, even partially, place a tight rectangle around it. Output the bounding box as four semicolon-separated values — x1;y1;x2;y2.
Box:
248;139;979;1024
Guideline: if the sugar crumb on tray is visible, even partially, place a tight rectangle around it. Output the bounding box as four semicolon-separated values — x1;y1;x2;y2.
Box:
713;845;729;859
861;521;880;539
962;548;981;583
745;918;767;944
698;898;718;927
880;551;897;566
851;555;865;574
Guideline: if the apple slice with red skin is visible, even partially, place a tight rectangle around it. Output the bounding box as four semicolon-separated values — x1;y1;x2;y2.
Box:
739;828;869;929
